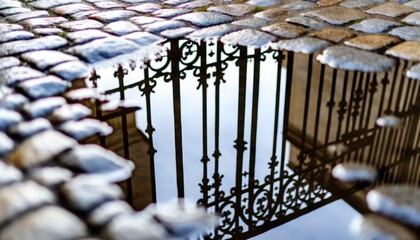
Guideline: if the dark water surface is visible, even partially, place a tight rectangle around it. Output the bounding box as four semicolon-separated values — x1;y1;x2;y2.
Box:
89;39;420;239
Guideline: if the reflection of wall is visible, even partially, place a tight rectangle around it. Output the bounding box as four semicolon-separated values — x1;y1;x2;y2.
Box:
286;53;420;211
83;100;153;211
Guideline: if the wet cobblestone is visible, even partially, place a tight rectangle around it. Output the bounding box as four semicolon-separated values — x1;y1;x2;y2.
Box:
1;0;420;239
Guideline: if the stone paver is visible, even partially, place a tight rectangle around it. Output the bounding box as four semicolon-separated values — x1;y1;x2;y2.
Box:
0;23;23;33
32;28;64;36
0;57;20;70
349;19;401;33
262;22;306;39
386;41;420;61
28;0;82;9
304;6;365;25
174;12;233;27
312;27;355;43
366;2;416;17
187;23;242;40
103;21;140;35
67;37;140;63
59;19;104;31
389;26;420;41
6;10;49;22
344;35;401;51
66;29;112;44
286;16;328;29
127;3;162;13
220;29;277;48
160;27;196;39
272;37;330;54
0;66;45;87
317;46;395;72
0;31;34;43
53;3;96;15
208;4;256;17
144;20;187;33
21;17;68;29
402;12;420;25
283;1;317;11
254;8;289;21
22;50;79;71
0;7;31;16
89;10;137;22
1;0;420;238
340;0;375;8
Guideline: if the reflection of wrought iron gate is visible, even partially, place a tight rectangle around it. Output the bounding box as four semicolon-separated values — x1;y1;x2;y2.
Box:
91;39;420;239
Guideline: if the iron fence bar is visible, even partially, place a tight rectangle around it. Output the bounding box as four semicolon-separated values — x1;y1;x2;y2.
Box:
394;61;409;113
248;48;261;226
267;50;283;220
385;60;401;114
232;45;248;234
370;73;390;168
198;41;210;207
115;65;133;205
335;70;349;142
279;51;294;214
383;61;409;183
343;72;358;139
141;65;157;202
323;69;337;164
297;54;313;171
354;73;370;162
170;39;185;199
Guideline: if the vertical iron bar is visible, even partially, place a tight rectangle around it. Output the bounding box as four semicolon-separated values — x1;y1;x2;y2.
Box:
116;65;133;205
143;68;157;203
234;46;248;231
170;40;185;198
199;41;209;206
248;48;261;224
279;51;294;213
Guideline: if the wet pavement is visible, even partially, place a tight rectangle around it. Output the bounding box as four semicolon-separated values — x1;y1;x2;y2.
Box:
1;0;420;239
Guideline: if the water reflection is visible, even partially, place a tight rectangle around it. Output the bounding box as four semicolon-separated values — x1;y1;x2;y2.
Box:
87;39;420;239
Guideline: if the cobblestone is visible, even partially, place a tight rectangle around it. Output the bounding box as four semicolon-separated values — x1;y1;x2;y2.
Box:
52;3;96;15
349;19;401;33
89;10;137;22
103;21;140;35
0;57;20;70
208;4;256;17
389;26;420;41
6;10;49;22
66;29;111;44
272;37;330;54
0;66;45;87
187;23;242;40
0;36;68;57
303;6;365;25
0;31;34;43
60;19;104;31
174;12;233;27
366;2;416;17
402;12;420;25
386;41;420;61
262;22;306;39
2;1;420;239
0;7;31;16
344;35;401;51
220;29;276;48
67;37;140;63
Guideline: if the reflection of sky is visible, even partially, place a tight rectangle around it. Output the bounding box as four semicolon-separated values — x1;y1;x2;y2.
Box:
250;200;359;240
95;45;360;239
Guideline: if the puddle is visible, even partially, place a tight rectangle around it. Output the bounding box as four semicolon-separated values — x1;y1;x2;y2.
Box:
87;39;420;239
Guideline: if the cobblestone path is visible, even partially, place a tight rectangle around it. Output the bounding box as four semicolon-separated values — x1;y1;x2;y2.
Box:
2;0;420;239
